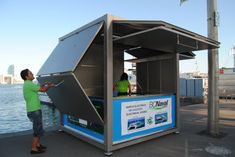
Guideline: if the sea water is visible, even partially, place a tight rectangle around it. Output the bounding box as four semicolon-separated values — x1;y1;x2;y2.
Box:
0;84;59;134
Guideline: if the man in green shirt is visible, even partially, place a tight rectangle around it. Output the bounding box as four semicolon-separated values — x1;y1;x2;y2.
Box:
20;69;54;154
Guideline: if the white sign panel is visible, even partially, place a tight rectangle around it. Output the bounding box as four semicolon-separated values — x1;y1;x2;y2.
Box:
121;98;172;135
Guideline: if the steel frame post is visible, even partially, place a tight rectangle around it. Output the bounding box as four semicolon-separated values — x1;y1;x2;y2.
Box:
175;52;180;133
104;14;114;155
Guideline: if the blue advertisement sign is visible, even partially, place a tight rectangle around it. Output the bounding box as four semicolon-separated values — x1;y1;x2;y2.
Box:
113;95;176;143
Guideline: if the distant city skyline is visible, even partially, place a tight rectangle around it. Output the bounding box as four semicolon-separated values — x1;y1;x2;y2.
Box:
0;64;16;75
7;64;15;76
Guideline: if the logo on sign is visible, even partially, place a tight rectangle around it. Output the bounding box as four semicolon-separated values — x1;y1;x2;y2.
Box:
149;100;168;110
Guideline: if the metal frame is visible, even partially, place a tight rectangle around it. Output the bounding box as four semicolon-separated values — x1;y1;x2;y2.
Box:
104;14;114;154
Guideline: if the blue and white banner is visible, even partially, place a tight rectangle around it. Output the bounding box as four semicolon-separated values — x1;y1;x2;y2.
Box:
121;97;172;135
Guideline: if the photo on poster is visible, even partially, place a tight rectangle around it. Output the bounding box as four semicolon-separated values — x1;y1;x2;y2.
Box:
155;113;168;124
127;117;145;131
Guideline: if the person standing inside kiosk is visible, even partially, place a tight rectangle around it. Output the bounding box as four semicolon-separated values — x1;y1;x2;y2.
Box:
114;72;131;96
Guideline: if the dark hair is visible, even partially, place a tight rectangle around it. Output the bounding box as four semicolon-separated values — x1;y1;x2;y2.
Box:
20;69;29;80
120;72;128;81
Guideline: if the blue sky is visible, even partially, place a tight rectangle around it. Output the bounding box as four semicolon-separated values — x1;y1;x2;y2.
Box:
0;0;234;75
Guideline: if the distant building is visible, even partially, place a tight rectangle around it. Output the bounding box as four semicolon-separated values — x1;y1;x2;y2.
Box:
232;46;235;67
218;67;235;98
7;64;15;76
180;72;207;79
0;74;23;84
0;74;13;84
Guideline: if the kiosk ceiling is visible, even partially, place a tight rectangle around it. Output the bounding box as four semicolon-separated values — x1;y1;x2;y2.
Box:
113;21;219;59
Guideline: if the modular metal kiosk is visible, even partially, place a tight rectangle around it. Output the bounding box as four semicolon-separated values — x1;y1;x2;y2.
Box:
37;14;219;154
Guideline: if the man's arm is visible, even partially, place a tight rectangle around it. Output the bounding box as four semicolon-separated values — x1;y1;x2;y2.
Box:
39;82;54;92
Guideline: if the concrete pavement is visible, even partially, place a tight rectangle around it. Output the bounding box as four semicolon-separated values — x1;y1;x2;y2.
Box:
0;101;234;157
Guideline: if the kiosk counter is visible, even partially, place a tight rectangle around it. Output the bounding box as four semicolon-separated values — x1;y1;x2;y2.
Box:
60;94;175;144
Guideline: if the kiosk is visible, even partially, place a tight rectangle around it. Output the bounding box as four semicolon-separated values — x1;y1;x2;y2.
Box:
37;14;219;154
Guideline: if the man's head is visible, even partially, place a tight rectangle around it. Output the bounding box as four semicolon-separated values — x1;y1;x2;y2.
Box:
20;69;35;81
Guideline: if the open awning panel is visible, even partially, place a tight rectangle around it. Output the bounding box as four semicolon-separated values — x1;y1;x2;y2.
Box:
37;22;103;76
114;26;219;54
37;73;104;125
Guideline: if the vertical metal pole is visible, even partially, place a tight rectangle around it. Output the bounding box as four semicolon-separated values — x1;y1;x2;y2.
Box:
104;14;113;155
233;46;235;67
175;53;180;133
207;0;219;135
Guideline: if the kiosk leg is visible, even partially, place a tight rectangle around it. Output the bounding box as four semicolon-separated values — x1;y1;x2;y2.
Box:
104;151;113;156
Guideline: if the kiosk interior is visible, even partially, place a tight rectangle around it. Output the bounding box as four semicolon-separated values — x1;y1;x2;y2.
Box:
37;14;219;153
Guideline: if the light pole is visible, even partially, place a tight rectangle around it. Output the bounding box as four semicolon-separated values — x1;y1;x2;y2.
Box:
207;0;219;136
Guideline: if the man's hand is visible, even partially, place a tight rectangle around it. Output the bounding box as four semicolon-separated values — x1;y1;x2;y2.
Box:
46;82;55;87
39;82;55;92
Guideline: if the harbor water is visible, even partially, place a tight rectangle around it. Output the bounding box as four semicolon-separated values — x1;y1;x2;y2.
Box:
0;84;59;134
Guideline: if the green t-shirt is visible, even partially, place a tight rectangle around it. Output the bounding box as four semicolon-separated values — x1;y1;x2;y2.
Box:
116;80;129;93
23;80;41;112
